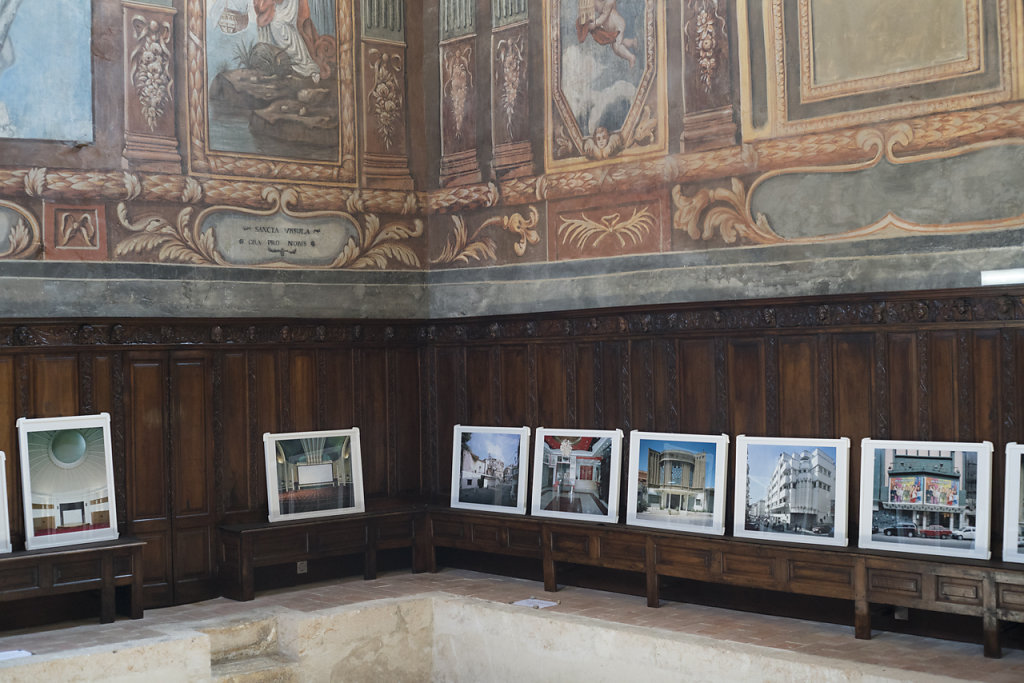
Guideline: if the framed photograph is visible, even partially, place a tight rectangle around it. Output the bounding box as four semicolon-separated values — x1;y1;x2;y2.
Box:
530;428;623;523
858;438;992;560
0;451;10;554
626;431;729;535
1004;444;1024;563
733;435;850;547
264;428;365;523
17;413;119;550
449;425;531;514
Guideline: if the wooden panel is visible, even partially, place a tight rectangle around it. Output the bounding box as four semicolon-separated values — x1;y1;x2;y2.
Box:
171;355;211;518
787;559;853;595
29;355;78;417
721;552;775;581
253;528;310;563
0;565;39;592
550;530;590;555
432;517;467;541
391;348;421;495
929;332;958;442
778;336;818;435
288;351;317;432
357;349;389;496
868;568;922;597
598;536;645;568
323;348;356;428
126;357;168;523
727;340;766;435
52;559;102;585
655;543;713;573
833;333;874;528
173;527;213;582
997;583;1024;612
0;357;19;547
92;355;115;415
972;331;1000;444
536;344;567;427
887;333;918;440
433;347;462;493
470;522;503;549
574;344;595;428
651;339;679;432
135;530;172;606
630;339;654;432
500;346;529;426
601;341;626;431
316;524;366;552
466;348;495;425
507;527;542;552
935;576;982;606
220;352;252;516
375;516;414;544
680;340;715;434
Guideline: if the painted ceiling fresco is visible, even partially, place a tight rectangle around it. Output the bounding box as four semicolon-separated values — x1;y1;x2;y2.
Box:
0;0;1022;300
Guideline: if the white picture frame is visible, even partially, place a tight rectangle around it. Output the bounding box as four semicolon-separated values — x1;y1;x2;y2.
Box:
733;435;850;547
264;428;365;523
530;427;623;523
0;451;11;554
858;438;992;560
17;413;119;550
1001;443;1024;563
449;425;531;514
626;431;729;535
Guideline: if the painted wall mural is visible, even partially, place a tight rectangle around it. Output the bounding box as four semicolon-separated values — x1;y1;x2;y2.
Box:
0;0;1021;302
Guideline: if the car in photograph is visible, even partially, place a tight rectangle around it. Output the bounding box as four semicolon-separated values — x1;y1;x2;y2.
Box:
919;525;952;539
882;522;917;537
951;526;976;540
811;524;833;535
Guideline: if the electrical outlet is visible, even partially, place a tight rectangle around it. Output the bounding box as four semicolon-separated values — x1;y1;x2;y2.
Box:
296;560;308;575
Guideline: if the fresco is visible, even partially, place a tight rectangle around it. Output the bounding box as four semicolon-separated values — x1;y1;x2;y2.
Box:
545;0;666;169
0;0;91;142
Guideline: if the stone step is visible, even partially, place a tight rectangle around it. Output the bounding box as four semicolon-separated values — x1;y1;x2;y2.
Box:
201;615;280;663
210;653;299;683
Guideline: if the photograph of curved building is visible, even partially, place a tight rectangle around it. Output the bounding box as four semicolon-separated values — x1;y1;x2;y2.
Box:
455;429;522;509
634;438;717;527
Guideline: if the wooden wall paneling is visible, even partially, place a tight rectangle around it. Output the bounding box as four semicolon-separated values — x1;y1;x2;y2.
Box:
356;348;390;496
252;351;278;519
219;351;254;521
322;348;356;429
28;354;79;418
833;333;875;538
577;343;598;428
534;344;568;428
929;332;959;442
651;339;680;433
970;332;1000;546
465;347;496;425
169;352;217;603
125;352;172;607
726;340;766;435
391;347;422;495
500;345;529;427
287;351;317;433
600;341;628;432
630;339;655;433
0;356;20;548
887;333;918;440
778;335;819;437
431;347;463;497
679;339;716;434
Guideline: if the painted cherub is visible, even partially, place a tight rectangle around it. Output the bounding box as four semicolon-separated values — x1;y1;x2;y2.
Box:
577;0;637;68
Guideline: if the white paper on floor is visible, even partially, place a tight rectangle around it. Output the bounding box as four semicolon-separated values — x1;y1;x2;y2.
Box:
0;650;32;661
511;597;559;609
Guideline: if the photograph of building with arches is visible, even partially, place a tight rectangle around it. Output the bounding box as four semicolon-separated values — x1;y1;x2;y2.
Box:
449;425;530;514
531;427;622;523
859;438;992;560
734;435;850;547
263;428;364;522
626;431;728;534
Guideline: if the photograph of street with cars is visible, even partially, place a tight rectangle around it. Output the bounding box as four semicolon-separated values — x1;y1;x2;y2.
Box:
858;439;992;559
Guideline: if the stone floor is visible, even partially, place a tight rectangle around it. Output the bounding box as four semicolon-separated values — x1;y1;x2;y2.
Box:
1;568;1024;682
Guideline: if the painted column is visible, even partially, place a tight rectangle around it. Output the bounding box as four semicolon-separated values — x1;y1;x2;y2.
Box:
122;1;181;172
439;0;482;186
490;0;531;178
361;0;413;189
680;0;736;152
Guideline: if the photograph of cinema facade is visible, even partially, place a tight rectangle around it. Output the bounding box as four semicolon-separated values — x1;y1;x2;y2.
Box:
747;447;837;533
869;448;978;531
638;442;715;524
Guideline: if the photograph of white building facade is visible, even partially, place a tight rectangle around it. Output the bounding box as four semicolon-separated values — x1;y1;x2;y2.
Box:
538;435;613;515
745;445;837;535
457;431;521;507
635;438;716;526
868;447;978;536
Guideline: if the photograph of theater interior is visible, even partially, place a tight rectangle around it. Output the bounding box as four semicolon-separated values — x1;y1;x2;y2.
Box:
6;0;1024;679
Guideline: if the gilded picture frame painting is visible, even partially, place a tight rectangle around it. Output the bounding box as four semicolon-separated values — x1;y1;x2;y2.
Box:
264;427;364;522
1002;443;1024;564
191;0;357;181
544;0;666;170
17;413;119;551
733;435;850;547
858;438;992;560
626;431;729;535
0;450;10;553
449;425;531;515
0;0;92;142
530;427;623;523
